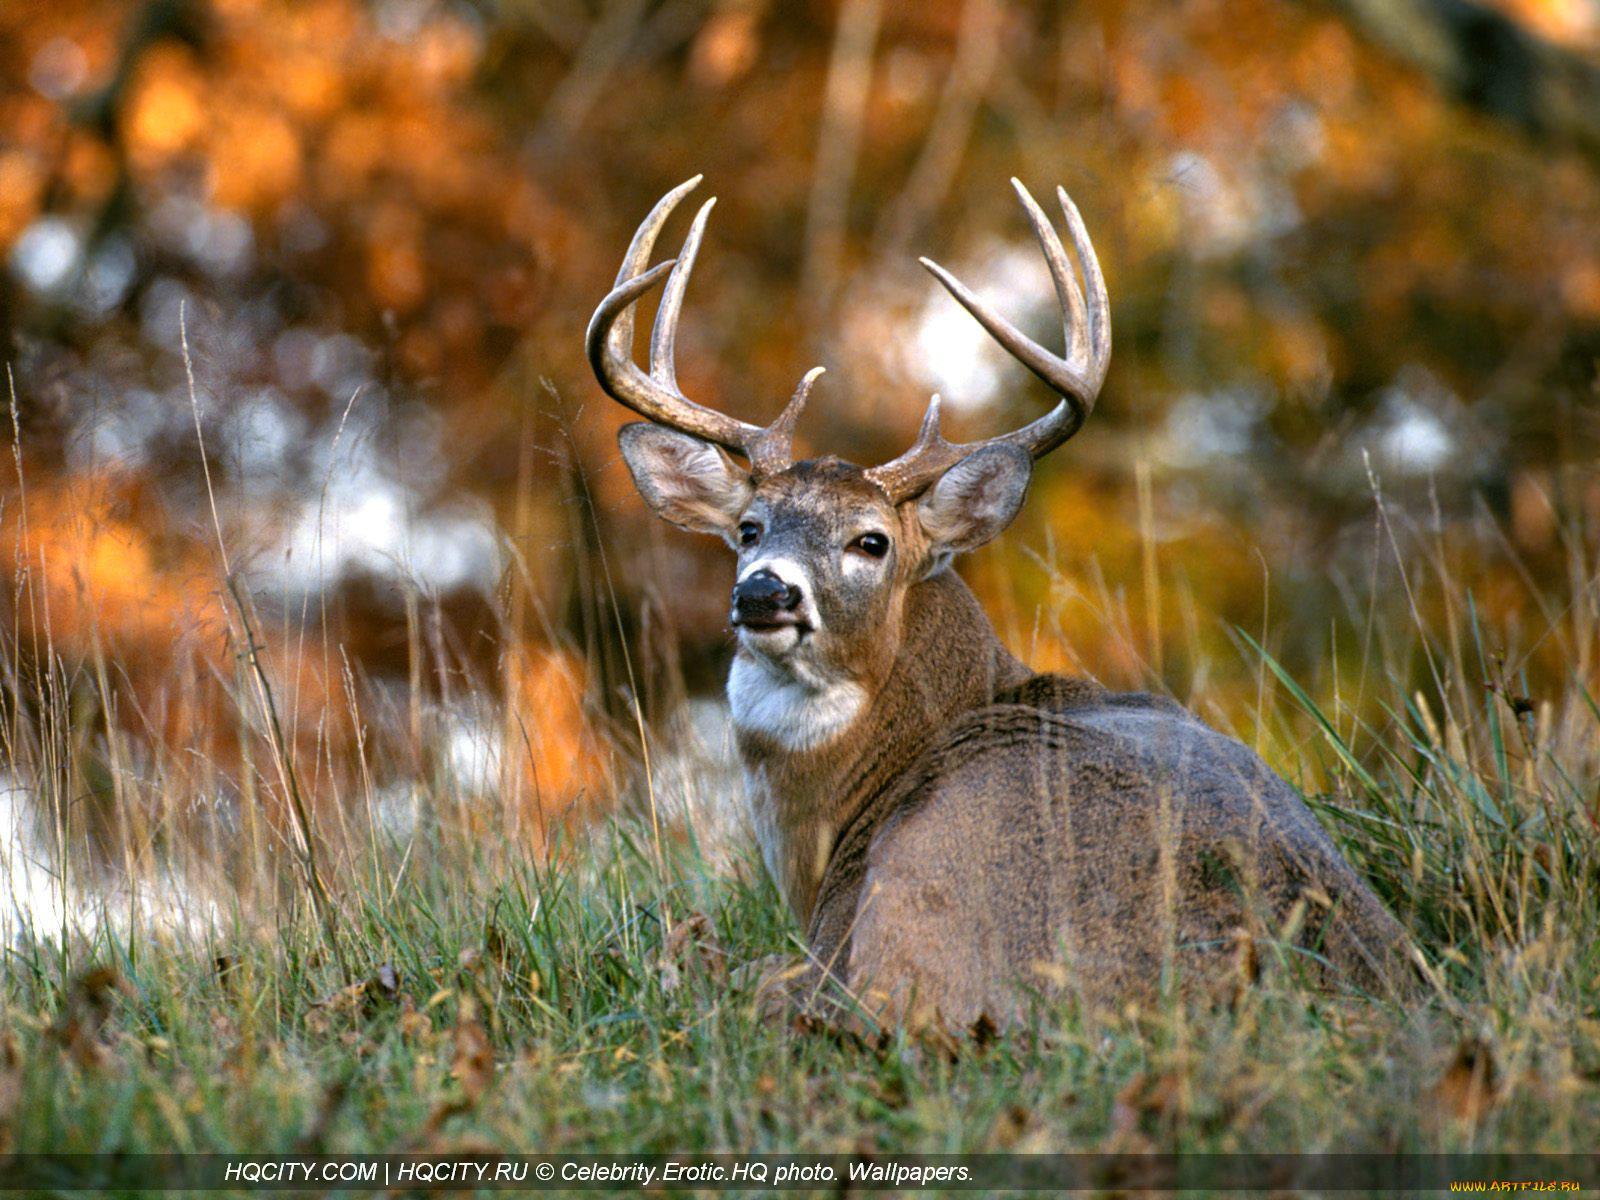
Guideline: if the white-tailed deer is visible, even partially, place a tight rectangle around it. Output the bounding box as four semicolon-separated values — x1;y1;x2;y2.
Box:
588;176;1416;1036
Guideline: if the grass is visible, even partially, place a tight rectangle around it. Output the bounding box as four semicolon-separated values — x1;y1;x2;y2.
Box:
2;459;1599;1193
2;799;1591;1166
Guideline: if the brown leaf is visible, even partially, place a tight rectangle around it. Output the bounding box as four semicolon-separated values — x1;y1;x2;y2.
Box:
970;1012;1000;1047
988;1103;1033;1150
1110;1071;1184;1144
52;967;131;1070
308;965;403;1021
450;1001;494;1108
74;967;129;1015
308;980;368;1015
0;1033;22;1152
1429;1038;1502;1127
869;1073;908;1111
398;995;430;1041
413;998;496;1143
656;910;727;993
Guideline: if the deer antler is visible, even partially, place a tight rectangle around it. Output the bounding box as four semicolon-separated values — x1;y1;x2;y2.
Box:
586;177;820;477
865;179;1111;503
589;177;1108;499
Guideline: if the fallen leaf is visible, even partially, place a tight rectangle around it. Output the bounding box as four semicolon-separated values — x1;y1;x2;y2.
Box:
656;911;727;994
52;967;131;1070
309;965;403;1020
412;997;497;1143
398;995;430;1040
1429;1038;1502;1127
310;980;362;1009
988;1103;1033;1149
0;1033;21;1152
450;1000;494;1107
1108;1071;1184;1147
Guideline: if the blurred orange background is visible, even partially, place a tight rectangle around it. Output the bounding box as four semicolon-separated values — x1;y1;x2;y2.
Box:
2;0;1598;844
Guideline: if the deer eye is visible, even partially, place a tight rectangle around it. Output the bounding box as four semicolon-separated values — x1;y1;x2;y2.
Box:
850;532;889;559
738;521;761;547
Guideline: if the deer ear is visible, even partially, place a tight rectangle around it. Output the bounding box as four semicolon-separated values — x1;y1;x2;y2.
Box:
619;423;752;539
915;443;1032;557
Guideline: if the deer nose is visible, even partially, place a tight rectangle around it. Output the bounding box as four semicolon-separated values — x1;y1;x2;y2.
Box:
732;570;802;624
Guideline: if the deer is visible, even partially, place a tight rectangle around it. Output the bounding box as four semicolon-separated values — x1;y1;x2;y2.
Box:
587;175;1417;1038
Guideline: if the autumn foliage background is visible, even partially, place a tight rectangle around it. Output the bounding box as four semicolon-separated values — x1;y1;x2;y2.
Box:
2;0;1599;916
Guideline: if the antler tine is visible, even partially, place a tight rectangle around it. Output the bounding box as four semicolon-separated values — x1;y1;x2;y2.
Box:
863;394;964;500
648;196;715;390
585;177;765;453
606;174;701;373
588;179;825;472
1014;178;1088;369
748;366;824;477
1057;184;1111;381
868;179;1112;503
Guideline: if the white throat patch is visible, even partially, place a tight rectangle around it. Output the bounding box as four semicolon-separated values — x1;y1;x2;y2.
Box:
728;654;866;753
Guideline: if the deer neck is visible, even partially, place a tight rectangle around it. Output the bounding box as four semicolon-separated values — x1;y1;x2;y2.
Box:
730;568;1028;924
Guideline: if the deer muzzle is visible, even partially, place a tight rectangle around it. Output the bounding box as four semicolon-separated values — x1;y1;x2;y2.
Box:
731;569;805;632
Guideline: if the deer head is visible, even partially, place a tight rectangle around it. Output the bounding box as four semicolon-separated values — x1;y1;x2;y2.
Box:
588;176;1110;731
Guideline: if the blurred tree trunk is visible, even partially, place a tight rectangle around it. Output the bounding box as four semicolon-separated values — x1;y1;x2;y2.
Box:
1323;0;1600;168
